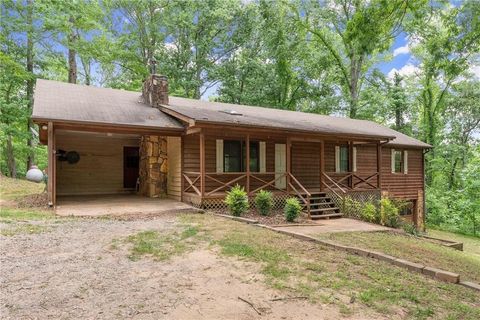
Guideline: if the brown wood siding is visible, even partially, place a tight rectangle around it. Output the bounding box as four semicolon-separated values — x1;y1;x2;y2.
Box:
381;147;424;199
55;132;140;195
183;133;200;173
291;142;320;190
167;136;181;200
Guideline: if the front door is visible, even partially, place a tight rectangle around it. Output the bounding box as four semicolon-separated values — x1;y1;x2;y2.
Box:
123;146;139;189
275;144;286;189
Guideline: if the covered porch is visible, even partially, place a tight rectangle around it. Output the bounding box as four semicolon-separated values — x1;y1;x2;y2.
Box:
55;194;193;217
181;127;385;217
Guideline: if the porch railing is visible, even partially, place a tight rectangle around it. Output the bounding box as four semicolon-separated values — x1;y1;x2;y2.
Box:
324;172;379;191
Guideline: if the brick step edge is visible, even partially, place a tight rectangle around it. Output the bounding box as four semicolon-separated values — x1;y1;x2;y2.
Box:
253;224;480;291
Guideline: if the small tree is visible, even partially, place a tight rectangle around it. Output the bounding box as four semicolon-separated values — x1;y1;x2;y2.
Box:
284;197;302;222
255;190;273;216
225;184;249;216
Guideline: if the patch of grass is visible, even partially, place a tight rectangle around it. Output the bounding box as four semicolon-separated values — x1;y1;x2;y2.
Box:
183;214;480;319
122;225;201;261
427;229;480;257
0;208;56;222
315;231;480;283
0;177;44;200
1;223;51;236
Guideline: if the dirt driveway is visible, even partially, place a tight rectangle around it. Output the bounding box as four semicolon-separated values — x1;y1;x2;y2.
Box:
0;214;363;320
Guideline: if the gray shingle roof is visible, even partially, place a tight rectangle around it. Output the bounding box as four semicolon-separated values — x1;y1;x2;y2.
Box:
32;79;430;148
32;79;183;130
164;97;431;148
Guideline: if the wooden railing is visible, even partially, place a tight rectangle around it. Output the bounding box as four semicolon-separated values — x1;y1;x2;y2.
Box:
288;173;311;217
205;172;247;196
324;172;379;191
249;172;288;195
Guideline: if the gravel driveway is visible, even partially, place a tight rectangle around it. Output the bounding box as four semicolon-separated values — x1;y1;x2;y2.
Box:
0;214;359;320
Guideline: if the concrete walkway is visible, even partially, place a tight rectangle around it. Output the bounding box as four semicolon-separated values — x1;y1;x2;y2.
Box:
274;218;391;235
55;194;195;217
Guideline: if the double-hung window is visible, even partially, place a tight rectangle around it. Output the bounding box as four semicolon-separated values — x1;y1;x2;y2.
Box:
223;140;259;172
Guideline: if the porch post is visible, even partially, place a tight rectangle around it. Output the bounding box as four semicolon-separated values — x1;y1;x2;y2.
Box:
246;134;250;195
286;136;291;193
47;122;56;207
180;136;184;202
377;142;382;189
348;141;354;189
199;132;205;202
320;141;325;192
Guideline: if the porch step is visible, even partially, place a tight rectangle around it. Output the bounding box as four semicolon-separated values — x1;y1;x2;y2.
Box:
310;213;343;220
310;207;340;213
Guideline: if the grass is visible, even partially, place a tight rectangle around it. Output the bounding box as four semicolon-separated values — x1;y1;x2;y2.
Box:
180;214;480;320
314;231;480;283
427;229;480;257
1;223;51;236
0;176;44;200
121;225;201;261
0;207;56;222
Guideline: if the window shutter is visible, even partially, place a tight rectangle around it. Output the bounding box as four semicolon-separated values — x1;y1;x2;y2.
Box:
353;147;357;172
216;139;223;173
391;149;395;173
404;150;408;174
259;141;266;173
335;146;340;173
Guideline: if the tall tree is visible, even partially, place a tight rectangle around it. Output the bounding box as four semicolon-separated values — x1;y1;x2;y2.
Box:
296;0;425;118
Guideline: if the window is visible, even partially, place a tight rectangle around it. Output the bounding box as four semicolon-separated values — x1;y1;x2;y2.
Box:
394;150;403;173
339;146;349;172
399;201;414;216
223;140;259;172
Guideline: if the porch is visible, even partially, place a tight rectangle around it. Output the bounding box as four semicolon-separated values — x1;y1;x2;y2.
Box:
181;128;384;218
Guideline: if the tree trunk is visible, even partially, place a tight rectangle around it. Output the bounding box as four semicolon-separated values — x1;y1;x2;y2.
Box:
68;17;78;84
26;0;35;170
6;135;17;178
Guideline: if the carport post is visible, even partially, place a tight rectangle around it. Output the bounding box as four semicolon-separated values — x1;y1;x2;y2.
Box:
47;122;56;207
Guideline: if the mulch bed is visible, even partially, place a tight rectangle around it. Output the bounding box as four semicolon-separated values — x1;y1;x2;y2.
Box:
213;208;317;226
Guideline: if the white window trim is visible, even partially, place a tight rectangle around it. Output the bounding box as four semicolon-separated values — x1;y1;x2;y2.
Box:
391;149;396;173
353;147;357;172
404;150;408;174
259;141;266;173
335;146;340;173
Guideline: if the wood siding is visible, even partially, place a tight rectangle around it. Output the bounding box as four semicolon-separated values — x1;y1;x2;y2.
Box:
167;136;181;200
55;132;140;195
381;147;424;199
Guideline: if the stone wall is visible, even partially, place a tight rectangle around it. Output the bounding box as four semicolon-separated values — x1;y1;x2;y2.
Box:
139;135;168;197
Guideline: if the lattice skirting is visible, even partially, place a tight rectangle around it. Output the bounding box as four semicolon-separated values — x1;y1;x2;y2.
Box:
326;190;381;219
183;193;292;211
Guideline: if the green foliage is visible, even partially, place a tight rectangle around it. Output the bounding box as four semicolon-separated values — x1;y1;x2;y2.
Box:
254;190;273;216
284;197;302;222
343;196;363;218
402;222;421;237
361;202;378;223
380;198;400;228
224;184;249;217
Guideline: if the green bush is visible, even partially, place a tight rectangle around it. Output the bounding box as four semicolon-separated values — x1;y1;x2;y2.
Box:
344;196;363;218
225;184;249;216
255;190;273;216
361;202;378;223
284;197;302;222
380;198;400;228
402;222;421;236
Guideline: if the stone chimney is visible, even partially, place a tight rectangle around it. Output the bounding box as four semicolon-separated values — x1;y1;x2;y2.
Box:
142;74;169;107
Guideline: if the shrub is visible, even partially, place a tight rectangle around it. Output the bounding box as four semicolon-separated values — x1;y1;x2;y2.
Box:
225;184;249;216
284;198;302;222
361;202;378;223
402;222;421;236
380;198;400;228
255;190;273;216
344;196;363;218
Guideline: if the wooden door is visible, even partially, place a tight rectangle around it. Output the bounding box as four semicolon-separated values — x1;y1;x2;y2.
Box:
123;146;139;189
275;144;286;189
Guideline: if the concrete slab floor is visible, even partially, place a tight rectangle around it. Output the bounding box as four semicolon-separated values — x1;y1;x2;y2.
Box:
274;218;391;235
55;194;195;217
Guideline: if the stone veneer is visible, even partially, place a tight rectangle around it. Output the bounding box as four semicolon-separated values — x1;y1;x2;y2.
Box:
139;135;168;197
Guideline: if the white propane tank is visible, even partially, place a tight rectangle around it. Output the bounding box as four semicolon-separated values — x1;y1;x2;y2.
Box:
26;165;44;183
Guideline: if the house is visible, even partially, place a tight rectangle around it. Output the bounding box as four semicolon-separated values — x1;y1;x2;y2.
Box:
32;75;431;226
